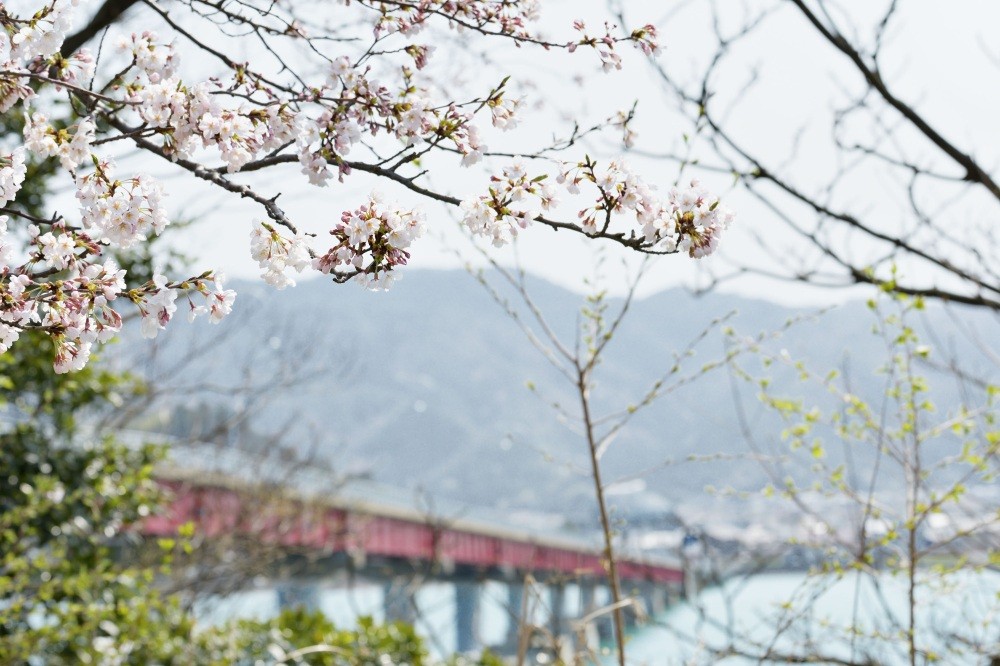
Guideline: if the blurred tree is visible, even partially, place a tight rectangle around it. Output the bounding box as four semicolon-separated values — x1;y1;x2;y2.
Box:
0;332;208;662
709;287;1000;665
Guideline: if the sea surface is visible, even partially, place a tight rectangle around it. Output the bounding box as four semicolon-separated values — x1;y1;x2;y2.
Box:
623;569;1000;665
194;570;1000;664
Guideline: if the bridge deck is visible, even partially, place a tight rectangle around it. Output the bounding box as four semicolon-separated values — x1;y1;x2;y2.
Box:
147;466;683;584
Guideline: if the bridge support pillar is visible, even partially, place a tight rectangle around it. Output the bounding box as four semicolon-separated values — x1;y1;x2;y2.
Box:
276;581;320;611
549;582;565;643
504;580;524;651
623;595;638;630
575;580;599;653
383;580;416;624
683;562;698;601
595;585;613;644
455;580;480;654
579;580;595;614
648;584;667;616
636;582;652;621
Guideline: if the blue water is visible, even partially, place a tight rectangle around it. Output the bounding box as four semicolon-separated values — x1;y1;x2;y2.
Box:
193;570;1000;664
624;570;1000;665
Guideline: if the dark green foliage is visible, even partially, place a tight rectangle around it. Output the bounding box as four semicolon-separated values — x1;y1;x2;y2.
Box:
0;327;208;663
225;609;429;665
446;649;507;666
0;331;139;435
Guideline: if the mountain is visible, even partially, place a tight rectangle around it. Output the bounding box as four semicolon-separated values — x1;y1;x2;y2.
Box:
108;269;1000;525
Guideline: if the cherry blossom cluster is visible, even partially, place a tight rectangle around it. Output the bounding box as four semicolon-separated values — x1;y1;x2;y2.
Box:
0;5;238;372
488;94;522;131
0;0;685;374
0;216;234;372
556;160;735;257
2;0;77;62
47;46;94;85
249;221;311;290
118;35;299;172
458;158;735;260
24;111;94;170
0;148;26;206
460;162;555;247
312;194;425;290
0;1;92;107
367;0;542;39
113;32;489;184
666;179;736;258
361;1;659;72
570;20;660;71
75;159;168;248
143;273;236;339
119;30;178;82
297;58;489;183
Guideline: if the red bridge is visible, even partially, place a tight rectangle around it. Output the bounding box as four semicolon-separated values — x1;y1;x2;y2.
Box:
145;468;683;585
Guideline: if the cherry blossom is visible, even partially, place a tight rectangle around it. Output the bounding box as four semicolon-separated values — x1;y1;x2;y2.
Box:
139;274;178;339
312;193;425;289
0;148;26;207
556;160;735;256
76;160;168;248
23;112;95;171
250;221;311;290
489;95;522;131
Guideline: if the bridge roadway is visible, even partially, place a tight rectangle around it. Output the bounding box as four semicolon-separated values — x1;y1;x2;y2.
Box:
145;465;683;586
